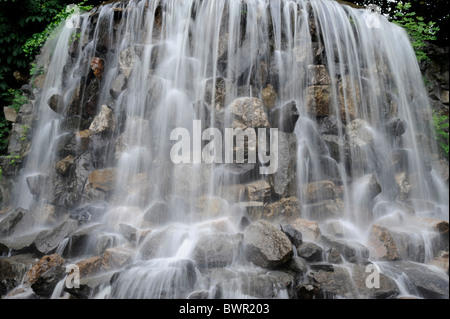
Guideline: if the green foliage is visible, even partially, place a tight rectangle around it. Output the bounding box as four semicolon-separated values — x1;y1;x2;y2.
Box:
391;2;440;62
23;0;93;59
4;88;29;112
433;113;449;160
0;116;10;155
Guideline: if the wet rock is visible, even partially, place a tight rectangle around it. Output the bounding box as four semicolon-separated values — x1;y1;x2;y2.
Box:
87;168;117;192
318;116;341;136
263;197;302;223
289;218;322;242
339;75;360;121
76;256;102;278
326;220;346;238
280;224;303;247
286;256;308;275
297;242;323;262
234;201;265;221
306;85;331;117
55;155;75;176
310;263;334;272
243;220;293;268
304;180;337;204
119;47;136;78
60;116;90;133
216;163;257;184
204;76;230;109
305;198;344;221
31;265;65;297
270;132;297;197
143;201;170;225
296;283;322;299
395;172;410;201
188;291;209;299
346;119;374;147
26;174;49;196
89;105;115;135
240;272;292;299
269;100;299;133
245;180;271;203
70;203;108;225
101;245;134;271
327;248;343;264
321;235;369;264
90;57;104;78
0;231;40;253
0;208;27;237
34;220;78;254
23;254;64;286
367;224;401;261
47;94;64;114
0;254;35;295
192;233;243;268
229;97;270;129
119;223;139;244
385;118;407;137
388;261;449;299
261;84;277;109
308;65;331;85
110;74;127;98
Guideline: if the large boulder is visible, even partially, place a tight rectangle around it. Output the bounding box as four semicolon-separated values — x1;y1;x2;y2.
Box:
243;220;293;268
191;233;243;268
0;208;28;237
367;224;401;261
23;254;64;286
321;235;370;264
89;105;115;135
268;100;299;133
229;97;270;129
34;220;78;254
31;265;66;297
296;242;323;262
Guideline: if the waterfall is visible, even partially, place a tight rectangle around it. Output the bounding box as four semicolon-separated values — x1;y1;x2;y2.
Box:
0;0;448;299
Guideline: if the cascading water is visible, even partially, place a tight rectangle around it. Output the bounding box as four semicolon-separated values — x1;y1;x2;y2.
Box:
0;0;448;299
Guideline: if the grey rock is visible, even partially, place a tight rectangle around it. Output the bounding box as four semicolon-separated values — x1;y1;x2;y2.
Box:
321;235;369;264
0;208;27;237
34;220;78;254
297;242;323;262
270;132;297;197
192;233;243;268
269;100;299;133
280;224;303;246
31;265;65;297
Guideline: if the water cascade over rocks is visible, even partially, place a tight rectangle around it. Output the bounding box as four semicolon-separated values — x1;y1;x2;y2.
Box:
0;0;448;299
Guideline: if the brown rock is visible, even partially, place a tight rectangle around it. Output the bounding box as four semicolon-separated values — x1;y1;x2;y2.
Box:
307;65;331;85
88;168;117;192
76;256;102;277
55;155;75;176
246;180;271;203
263;197;301;222
101;245;134;271
261;84;277;109
339;75;360;121
306;85;331;117
304;180;337;204
289;218;322;241
367;224;400;261
90;57;104;78
23;254;64;286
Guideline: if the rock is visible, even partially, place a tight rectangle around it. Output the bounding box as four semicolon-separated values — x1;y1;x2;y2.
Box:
69;223;103;256
119;47;136;78
47;94;64;114
289;218;322;241
307;65;331;85
0;254;36;295
367;224;401;261
441;90;449;104
188;291;209;299
353;174;382;204
204;76;230;109
119;223;139;244
395;172;410;200
270;132;297;197
339;75;360;121
296;283;322;299
310;263;334;272
384;118;407;137
327;248;343;264
280;224;303;246
216;163;257;184
34;220;78;254
304;180;338;204
286;256;308;275
31;265;65;297
26;174;49;196
229;97;270;129
23;254;64;286
306;85;331;117
76;256;102;277
321;235;370;264
3;107;17;122
173;163;211;195
429;251;449;274
70;203;108;225
243;220;293;268
101;245;134;271
110;74;127;98
304;198;344;221
240;272;292;299
297;242;323;262
0;208;27;237
191;233;243;268
346;119;373;147
245;180;271;203
143;201;170;225
60;116;90;133
326;221;346;238
318;116;341;136
55;155;75;176
90;57;104;78
89;105;115;135
87;168;117;192
266;197;302;223
234;201;265;221
388;261;449;299
261;84;277;109
269;100;299;133
0;231;40;253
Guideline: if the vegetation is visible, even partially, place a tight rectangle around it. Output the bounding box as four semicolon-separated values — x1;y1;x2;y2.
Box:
433;113;449;160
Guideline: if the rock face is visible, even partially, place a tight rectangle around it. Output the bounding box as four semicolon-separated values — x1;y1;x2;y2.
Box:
243;220;293;268
192;233;243;268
